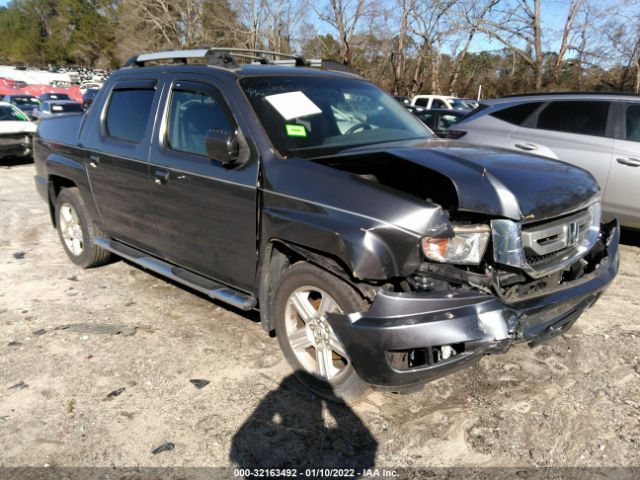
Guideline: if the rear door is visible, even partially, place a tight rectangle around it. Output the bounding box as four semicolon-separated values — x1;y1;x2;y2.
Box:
82;78;162;253
509;100;615;188
458;102;543;149
148;74;259;292
604;102;640;228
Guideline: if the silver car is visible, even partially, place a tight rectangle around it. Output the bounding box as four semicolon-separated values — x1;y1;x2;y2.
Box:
31;100;84;122
452;93;640;228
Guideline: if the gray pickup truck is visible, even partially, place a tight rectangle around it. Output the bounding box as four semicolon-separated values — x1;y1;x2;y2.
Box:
33;49;619;402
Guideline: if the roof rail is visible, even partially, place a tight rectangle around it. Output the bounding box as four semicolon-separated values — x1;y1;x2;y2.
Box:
121;48;360;76
500;91;640;98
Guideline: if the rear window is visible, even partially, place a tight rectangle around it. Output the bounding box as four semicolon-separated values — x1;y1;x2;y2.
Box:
106;89;155;143
536;101;610;136
414;98;429;107
490;102;543;125
47;93;71;101
51;103;83;113
624;104;640;142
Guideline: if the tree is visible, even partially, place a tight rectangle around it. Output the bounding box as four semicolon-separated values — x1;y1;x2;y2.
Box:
448;0;498;95
308;0;376;65
409;0;457;96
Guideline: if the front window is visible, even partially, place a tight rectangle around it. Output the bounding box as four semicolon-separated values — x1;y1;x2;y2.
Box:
167;83;233;157
241;76;432;158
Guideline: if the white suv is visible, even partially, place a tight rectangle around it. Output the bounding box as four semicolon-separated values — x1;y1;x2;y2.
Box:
451;93;640;229
411;95;475;110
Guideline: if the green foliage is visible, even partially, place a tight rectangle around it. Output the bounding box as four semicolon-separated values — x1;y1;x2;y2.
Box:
0;0;636;96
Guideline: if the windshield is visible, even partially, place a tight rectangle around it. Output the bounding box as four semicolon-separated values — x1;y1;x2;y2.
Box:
450;98;473;110
12;97;39;107
241;76;432;158
0;104;29;121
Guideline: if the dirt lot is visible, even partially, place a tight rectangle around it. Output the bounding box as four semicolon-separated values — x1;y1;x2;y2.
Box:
1;160;639;475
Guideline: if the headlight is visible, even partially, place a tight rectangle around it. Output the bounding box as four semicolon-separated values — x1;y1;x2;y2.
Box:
422;225;491;265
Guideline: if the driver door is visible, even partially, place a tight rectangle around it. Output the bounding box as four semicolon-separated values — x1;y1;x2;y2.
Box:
149;74;259;291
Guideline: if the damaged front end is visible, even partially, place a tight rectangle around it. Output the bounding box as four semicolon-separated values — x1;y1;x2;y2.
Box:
264;141;619;389
327;213;619;389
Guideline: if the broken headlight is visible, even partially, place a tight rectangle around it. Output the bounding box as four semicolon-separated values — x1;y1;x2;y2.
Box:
422;225;491;265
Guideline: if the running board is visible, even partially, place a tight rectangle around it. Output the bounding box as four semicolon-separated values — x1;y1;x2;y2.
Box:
94;238;257;310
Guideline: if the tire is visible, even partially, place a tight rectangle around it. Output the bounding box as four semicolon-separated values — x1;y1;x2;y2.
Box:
273;262;369;403
55;187;111;268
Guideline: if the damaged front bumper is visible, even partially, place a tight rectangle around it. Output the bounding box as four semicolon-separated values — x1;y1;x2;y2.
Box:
327;220;620;389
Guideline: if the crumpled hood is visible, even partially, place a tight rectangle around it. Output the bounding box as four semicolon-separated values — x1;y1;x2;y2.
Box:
381;140;600;221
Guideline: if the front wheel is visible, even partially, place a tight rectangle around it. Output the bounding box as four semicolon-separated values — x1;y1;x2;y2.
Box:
273;262;369;402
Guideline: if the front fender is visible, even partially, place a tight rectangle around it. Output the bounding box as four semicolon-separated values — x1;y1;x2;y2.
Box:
262;191;434;280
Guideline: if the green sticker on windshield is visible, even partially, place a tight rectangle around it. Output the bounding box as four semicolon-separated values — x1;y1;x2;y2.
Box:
16;113;27;120
285;124;307;137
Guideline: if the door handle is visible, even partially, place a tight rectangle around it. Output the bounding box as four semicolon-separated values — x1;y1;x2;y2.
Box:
514;143;538;151
154;169;169;185
616;157;640;167
88;154;100;168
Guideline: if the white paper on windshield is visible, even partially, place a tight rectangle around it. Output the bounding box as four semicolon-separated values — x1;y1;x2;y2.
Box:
265;91;322;120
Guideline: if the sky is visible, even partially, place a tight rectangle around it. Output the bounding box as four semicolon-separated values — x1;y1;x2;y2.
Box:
0;0;629;56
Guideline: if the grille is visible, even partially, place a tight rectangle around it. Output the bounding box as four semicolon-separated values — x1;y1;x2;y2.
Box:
491;202;601;279
0;133;30;146
521;209;591;268
525;248;567;266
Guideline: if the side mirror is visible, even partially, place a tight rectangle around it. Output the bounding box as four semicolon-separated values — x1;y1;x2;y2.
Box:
204;128;239;166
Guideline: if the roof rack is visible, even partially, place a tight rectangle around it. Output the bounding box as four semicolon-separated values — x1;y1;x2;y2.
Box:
121;48;359;76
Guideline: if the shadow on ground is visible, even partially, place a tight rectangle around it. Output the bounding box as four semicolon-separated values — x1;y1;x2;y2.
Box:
230;372;377;479
0;156;33;168
620;227;640;247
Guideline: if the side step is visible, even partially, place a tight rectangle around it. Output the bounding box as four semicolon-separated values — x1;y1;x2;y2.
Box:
94;238;257;311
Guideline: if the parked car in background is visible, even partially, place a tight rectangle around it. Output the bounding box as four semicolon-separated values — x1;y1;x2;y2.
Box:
1;94;40;119
31;100;83;122
38;92;73;102
460;98;480;109
80;81;102;95
452;93;640;229
406;106;467;137
82;88;100;110
0;101;36;159
411;95;474;111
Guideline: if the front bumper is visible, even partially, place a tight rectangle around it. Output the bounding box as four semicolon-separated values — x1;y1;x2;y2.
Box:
328;220;620;388
0;134;32;159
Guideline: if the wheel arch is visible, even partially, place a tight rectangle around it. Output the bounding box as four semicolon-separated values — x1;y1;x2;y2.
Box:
257;239;377;334
47;175;77;227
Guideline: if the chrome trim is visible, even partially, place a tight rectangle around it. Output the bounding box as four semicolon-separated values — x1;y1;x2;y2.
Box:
522;209;591;256
491;201;601;279
94;238;257;310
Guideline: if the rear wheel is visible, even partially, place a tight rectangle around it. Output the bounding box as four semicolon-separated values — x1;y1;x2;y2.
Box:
273;262;369;402
55;187;111;268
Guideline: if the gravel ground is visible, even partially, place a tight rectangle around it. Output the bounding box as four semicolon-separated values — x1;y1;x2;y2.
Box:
1;160;639;475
